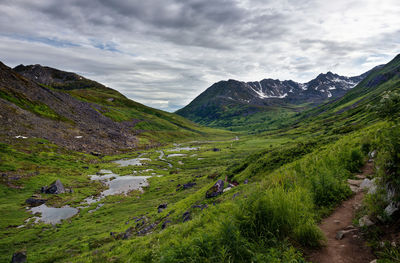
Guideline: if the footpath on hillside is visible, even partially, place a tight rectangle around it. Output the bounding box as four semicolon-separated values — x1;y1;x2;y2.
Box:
307;162;376;263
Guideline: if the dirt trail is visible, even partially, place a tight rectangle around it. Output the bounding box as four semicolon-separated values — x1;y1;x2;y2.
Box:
307;163;375;263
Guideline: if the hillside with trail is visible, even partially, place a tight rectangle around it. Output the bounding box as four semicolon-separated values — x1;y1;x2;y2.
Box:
308;162;376;263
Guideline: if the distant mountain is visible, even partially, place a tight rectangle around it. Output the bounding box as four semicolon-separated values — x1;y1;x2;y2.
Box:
0;63;209;153
176;69;375;130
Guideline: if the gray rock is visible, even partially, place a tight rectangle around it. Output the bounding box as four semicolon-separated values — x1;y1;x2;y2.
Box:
349;185;359;193
182;211;190;222
360;179;372;190
191;204;208;210
41;179;66;194
369;150;377;159
384;202;399;217
359;215;374;227
336;230;345;240
360;178;378;194
223;187;232;192
161;220;171;229
368;185;378;195
157;203;167;213
205;180;224;198
11;252;26;263
385;183;396;201
122;227;134;239
137;223;156;236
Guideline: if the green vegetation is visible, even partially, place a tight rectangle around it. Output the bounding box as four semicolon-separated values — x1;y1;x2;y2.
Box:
0;88;70;122
1;55;400;262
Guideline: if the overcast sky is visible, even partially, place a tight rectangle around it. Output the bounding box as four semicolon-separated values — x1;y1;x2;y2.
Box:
1;0;399;111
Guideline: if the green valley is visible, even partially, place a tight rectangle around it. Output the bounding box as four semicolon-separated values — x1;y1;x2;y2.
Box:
1;53;400;263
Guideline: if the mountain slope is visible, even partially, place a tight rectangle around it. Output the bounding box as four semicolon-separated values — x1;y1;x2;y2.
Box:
284;55;400;135
176;70;372;131
0;62;222;153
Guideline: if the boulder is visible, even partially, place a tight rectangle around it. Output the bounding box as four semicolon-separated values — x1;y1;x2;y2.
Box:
360;178;378;194
384;202;399;217
11;252;26;263
359;215;374;227
336;230;345;240
360;178;372;189
41;179;65;194
161;220;172;229
368;179;378;195
157;203;168;213
369;150;377;159
25;198;46;207
182;211;191;222
206;180;224;198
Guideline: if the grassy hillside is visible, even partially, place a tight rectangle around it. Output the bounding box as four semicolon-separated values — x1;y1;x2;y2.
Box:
1;62;230;153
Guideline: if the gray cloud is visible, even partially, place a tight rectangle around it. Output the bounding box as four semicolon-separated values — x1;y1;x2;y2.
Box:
0;0;399;111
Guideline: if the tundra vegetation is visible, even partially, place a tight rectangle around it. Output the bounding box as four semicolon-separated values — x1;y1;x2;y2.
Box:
1;55;400;262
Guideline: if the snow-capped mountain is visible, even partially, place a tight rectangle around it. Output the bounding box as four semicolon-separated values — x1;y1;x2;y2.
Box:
234;71;364;105
176;69;373;125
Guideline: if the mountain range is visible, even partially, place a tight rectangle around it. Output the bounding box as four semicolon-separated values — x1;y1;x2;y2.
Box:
176;67;381;130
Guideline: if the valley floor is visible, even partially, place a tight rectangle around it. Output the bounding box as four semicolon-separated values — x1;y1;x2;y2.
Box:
0;133;287;262
1;119;398;262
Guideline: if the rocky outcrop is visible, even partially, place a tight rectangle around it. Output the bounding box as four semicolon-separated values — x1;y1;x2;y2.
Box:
359;215;374;227
205;180;224;198
41;179;65;194
25;197;47;207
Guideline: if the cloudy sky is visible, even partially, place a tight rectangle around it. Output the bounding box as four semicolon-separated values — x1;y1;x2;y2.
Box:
1;0;399;111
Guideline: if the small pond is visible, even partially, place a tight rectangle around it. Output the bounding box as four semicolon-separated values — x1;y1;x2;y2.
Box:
29;204;79;225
